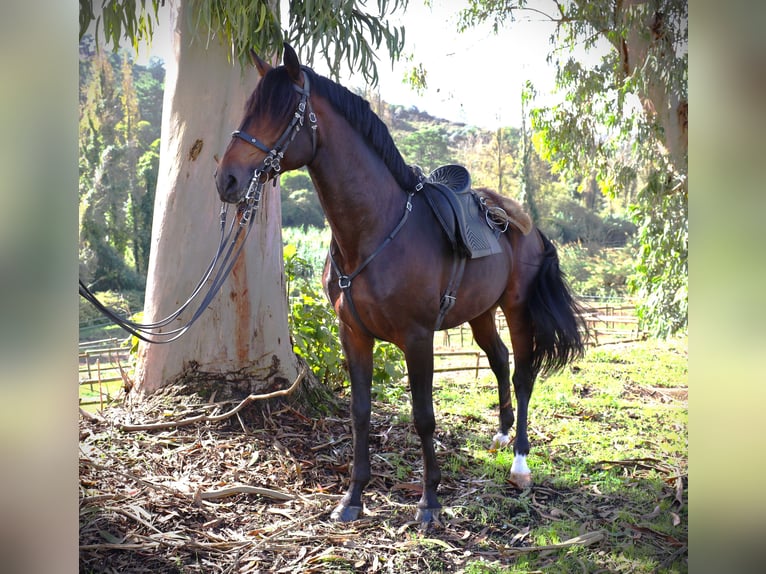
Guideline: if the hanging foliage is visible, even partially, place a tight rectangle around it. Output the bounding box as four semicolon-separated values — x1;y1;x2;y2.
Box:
459;0;688;335
79;0;409;85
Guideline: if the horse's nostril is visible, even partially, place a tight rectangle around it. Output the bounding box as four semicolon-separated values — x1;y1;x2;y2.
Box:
215;171;241;203
225;175;240;199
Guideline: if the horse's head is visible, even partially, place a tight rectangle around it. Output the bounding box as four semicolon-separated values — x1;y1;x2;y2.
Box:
215;43;317;204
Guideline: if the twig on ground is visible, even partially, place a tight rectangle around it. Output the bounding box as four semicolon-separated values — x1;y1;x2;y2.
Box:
79;407;105;423
503;531;606;556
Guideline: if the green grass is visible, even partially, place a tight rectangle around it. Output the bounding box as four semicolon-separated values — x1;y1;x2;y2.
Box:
386;336;688;572
79;379;125;414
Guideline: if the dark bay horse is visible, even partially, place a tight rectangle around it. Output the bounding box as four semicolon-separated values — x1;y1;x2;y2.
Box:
215;44;587;524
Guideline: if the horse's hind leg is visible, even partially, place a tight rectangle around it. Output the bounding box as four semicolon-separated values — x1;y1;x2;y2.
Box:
331;322;375;522
468;311;515;450
504;309;536;488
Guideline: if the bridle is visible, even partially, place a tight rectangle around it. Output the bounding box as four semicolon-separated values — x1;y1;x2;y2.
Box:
79;71;319;344
231;70;318;225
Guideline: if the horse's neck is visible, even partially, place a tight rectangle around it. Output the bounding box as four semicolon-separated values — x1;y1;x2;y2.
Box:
307;110;405;266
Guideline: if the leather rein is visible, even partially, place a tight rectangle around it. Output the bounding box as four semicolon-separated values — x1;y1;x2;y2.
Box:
79;201;258;344
78;73;318;344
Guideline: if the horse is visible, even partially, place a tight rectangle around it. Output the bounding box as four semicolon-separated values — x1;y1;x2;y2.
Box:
215;43;588;524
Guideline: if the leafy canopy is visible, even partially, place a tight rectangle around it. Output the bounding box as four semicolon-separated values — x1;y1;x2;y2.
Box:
458;0;688;335
79;0;410;85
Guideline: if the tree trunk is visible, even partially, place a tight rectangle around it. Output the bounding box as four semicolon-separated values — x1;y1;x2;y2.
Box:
609;1;688;179
134;1;300;397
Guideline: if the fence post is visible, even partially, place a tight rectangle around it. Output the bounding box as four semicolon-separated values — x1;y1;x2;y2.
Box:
86;351;92;387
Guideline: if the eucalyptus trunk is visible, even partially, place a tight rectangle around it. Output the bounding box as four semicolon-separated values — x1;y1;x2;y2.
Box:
134;1;299;396
609;1;688;178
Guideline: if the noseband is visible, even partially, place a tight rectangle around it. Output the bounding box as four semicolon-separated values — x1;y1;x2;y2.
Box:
231;70;318;224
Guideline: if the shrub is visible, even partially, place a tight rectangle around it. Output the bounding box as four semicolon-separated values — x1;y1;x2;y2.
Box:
284;241;406;396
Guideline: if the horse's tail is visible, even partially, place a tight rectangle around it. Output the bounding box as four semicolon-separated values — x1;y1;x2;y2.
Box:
528;231;589;378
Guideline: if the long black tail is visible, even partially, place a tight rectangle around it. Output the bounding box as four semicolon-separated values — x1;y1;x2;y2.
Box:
528;231;589;378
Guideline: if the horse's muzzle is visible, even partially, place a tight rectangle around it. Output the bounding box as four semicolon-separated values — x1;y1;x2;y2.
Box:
215;167;247;204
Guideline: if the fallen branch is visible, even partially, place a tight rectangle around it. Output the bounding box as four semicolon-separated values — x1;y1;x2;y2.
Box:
500;531;605;556
594;457;674;474
79;407;105;423
80;542;160;551
117;367;307;432
199;485;294;502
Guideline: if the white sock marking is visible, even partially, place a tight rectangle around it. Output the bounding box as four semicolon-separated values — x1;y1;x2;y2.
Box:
511;454;530;475
491;432;511;449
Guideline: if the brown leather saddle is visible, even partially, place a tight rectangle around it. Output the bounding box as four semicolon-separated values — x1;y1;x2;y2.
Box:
421;164;503;259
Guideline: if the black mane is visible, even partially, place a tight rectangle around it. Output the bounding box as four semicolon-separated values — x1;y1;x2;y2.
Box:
246;65;419;191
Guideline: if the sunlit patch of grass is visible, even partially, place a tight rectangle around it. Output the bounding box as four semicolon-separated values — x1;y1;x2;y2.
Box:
424;336;687;573
530;519;581;546
464;560;509;574
435;373;499;420
366;337;685;572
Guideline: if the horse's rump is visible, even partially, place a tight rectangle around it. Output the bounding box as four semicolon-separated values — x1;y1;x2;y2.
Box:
473;187;533;235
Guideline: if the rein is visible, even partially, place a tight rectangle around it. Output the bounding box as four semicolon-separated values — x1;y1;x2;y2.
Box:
79;71;319;344
79;199;262;344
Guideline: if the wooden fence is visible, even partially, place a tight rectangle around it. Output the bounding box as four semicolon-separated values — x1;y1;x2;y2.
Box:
432;298;644;376
78;299;642;405
580;299;644;346
79;338;131;406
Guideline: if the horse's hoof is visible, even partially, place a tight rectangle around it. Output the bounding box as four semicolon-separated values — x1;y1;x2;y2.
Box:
509;472;533;489
490;432;511;450
415;507;442;526
330;504;363;522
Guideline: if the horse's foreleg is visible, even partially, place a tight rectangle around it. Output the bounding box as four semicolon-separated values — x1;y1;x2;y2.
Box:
469;312;514;450
404;333;441;523
331;322;374;522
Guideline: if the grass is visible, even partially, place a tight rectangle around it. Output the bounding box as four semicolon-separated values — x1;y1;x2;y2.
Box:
397;335;688;572
80;335;687;572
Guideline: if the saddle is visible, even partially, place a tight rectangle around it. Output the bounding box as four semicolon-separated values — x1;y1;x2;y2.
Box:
421;165;503;259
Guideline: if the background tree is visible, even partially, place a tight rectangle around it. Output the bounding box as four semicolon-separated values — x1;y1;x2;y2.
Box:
79;49;139;290
519;81;540;222
459;0;688;335
398;125;454;172
281;170;326;228
79;0;411;396
487;126;520;196
79;44;164;290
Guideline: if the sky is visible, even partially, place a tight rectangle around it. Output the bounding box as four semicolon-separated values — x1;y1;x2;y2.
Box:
132;0;610;130
315;0;565;129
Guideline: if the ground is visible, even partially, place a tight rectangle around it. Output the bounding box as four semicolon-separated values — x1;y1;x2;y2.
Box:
79;337;687;573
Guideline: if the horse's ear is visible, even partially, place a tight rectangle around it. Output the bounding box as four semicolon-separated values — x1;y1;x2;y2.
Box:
249;50;272;77
283;43;303;84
